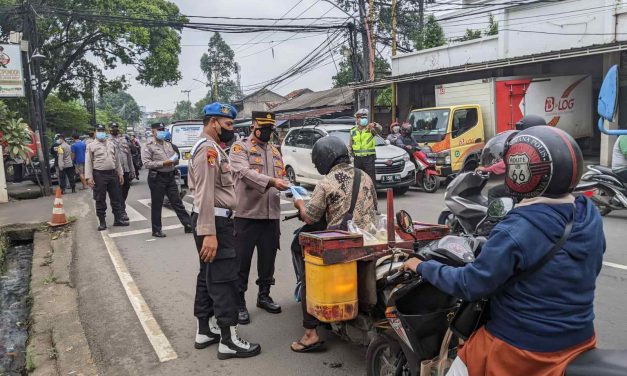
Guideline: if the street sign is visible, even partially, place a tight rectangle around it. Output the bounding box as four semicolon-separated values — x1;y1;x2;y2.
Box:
0;44;25;97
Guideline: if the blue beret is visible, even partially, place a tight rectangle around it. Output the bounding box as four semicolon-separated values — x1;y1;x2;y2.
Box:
203;102;237;119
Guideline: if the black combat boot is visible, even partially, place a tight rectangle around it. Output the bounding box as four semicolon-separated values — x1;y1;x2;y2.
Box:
113;217;129;226
238;292;250;325
120;211;129;221
217;326;261;360
195;316;220;349
97;217;107;231
257;285;281;314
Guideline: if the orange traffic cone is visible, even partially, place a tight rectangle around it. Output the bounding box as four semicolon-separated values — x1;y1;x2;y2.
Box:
48;187;69;227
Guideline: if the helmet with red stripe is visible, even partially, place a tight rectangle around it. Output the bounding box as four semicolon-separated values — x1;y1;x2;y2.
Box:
504;126;583;199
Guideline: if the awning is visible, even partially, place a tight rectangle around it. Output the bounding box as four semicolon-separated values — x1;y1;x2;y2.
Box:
276;105;352;121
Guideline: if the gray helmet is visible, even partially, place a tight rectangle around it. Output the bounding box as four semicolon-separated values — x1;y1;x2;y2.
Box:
515;114;546;131
311;135;350;175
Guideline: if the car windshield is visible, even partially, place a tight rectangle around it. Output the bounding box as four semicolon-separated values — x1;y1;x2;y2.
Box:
408;109;450;135
327;130;385;146
170;124;203;148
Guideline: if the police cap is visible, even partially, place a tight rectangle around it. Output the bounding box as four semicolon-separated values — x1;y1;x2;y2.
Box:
252;111;276;127
151;122;165;130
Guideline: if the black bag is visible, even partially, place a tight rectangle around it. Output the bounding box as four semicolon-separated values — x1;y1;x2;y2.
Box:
329;168;362;231
449;212;574;340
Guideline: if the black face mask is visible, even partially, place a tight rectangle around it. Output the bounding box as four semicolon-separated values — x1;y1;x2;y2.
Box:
218;127;235;143
111;130;119;136
256;127;274;143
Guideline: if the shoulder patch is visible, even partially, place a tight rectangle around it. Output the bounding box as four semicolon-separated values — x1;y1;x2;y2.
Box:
207;148;218;166
232;144;242;153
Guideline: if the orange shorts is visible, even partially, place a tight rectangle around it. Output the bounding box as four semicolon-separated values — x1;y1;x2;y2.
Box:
458;326;596;376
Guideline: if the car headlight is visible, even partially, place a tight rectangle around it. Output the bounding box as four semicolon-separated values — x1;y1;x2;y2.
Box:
402;154;410;162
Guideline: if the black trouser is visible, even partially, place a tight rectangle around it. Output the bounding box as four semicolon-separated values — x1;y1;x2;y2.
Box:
147;170;191;233
59;167;76;191
354;154;377;186
121;172;131;210
234;218;280;305
93;169;123;220
192;213;239;328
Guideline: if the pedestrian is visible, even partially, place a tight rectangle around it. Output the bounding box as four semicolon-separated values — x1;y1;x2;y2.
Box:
230;111;290;325
129;134;142;180
141;122;192;238
71;133;88;190
85;124;129;231
188;102;261;359
56;134;76;193
109;122;135;221
350;108;381;185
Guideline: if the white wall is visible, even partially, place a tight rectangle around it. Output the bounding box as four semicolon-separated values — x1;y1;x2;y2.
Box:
393;0;627;76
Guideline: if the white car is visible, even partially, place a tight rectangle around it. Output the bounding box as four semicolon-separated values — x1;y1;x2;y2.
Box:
281;123;416;195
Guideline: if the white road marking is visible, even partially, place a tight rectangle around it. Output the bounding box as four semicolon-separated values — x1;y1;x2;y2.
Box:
137;198;193;218
100;230;178;362
603;261;627;271
109;224;183;238
125;204;147;222
146;239;156;242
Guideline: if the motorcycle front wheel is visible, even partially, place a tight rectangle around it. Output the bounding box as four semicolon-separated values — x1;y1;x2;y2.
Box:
422;174;439;193
366;334;409;376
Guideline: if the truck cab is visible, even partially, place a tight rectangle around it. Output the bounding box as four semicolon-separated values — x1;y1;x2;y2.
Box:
407;105;486;176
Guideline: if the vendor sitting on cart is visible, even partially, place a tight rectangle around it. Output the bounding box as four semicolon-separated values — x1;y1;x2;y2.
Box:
290;135;378;353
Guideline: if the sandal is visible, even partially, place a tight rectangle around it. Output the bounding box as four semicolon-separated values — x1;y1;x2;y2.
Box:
290;340;326;353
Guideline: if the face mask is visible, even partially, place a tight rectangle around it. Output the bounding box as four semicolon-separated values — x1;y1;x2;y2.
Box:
111;130;119;136
392;126;400;134
96;132;107;141
156;131;167;141
218;126;235;143
359;118;368;127
256;127;274;143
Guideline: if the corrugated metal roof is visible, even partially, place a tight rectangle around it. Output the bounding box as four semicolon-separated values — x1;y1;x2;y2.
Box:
276;105;352;121
272;87;353;113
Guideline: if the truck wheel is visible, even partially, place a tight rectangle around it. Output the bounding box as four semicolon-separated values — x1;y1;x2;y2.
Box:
366;334;407;376
393;186;409;196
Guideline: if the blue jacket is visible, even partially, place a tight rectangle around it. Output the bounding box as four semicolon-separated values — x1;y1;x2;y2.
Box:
418;196;605;352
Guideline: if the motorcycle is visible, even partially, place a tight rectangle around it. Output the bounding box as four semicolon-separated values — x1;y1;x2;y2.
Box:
575;165;627;216
437;171;514;236
410;145;440;193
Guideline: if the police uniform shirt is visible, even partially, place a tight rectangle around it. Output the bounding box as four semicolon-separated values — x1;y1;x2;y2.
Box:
57;143;73;170
85;139;123;180
110;135;133;173
188;134;236;236
141;139;177;172
229;137;285;220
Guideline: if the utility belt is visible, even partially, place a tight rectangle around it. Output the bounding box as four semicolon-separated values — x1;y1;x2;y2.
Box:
149;170;175;178
94;169;117;175
192;206;234;218
353;152;376;157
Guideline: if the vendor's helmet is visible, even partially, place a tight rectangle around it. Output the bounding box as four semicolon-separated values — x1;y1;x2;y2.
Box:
504;126;583;199
515;114;546;131
311;135;350;175
480;130;518;168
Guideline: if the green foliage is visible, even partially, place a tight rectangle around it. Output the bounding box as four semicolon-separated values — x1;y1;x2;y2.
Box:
376;87;392;107
485;14;499;36
44;95;91;136
0;0;185;101
414;15;446;51
173;100;194;121
461;29;482;42
96;108;125;129
0;101;31;160
97;91;141;125
200;33;242;103
333;48;391;87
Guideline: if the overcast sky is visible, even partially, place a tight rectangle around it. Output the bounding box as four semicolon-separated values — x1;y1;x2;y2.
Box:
113;0;353;113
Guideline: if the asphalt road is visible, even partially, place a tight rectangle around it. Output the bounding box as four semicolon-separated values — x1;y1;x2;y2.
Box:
71;174;627;376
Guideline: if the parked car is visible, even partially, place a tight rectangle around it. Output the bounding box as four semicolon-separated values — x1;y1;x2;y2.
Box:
281;122;416;195
166;120;204;184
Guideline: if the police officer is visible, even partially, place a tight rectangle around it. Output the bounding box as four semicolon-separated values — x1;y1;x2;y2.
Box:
141;123;192;237
189;102;260;359
350;108;381;185
109;122;135;220
85;124;129;231
230;111;290;324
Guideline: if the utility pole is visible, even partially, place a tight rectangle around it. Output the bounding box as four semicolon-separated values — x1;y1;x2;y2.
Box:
357;0;370;109
212;71;219;102
391;0;398;123
181;89;191;119
419;0;425;38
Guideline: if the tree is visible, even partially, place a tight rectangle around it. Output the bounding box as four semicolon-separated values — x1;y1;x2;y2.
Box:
0;0;185;101
333;49;391;87
173;100;193;121
414;15;446;50
200;33;242;103
97;91;141;125
461;29;482;42
44;95;91;135
0;101;31;160
485;14;499;36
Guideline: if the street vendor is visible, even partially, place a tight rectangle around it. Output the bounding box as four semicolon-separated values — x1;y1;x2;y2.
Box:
290;135;378;353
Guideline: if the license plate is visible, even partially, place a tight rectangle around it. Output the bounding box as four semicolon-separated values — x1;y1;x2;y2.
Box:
183;152;191;160
382;174;401;183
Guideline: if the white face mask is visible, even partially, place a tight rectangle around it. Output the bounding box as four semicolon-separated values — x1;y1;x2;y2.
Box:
392;126;400;134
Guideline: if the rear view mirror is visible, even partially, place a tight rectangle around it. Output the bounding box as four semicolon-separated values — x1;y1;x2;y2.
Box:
396;210;414;234
597;65;626;135
486;198;515;219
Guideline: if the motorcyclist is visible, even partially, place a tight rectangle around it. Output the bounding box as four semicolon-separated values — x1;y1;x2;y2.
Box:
611;135;627;182
399;122;418;153
289;135;378;353
386;122;404;147
515;114;547;130
404;126;605;376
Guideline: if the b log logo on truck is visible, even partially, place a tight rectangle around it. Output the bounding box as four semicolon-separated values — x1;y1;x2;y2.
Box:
545;97;575;113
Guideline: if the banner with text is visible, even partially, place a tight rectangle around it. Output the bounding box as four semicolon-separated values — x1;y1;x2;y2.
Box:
0;44;25;98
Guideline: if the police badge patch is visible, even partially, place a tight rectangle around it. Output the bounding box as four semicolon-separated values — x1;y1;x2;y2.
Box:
505;135;553;198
